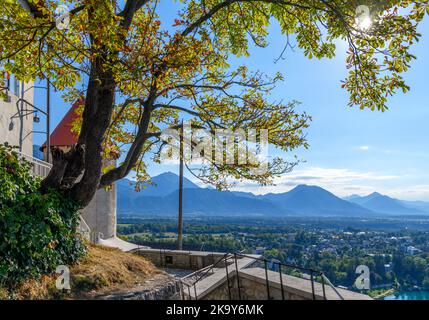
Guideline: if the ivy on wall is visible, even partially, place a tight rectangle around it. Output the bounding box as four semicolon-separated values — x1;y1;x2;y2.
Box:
0;144;85;288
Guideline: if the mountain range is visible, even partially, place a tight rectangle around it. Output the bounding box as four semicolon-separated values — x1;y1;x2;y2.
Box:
117;172;429;217
344;192;425;215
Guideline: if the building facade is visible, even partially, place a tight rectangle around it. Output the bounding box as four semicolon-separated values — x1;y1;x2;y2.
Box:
0;74;34;155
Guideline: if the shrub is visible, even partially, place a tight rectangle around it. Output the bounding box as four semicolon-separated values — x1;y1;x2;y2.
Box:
0;144;86;288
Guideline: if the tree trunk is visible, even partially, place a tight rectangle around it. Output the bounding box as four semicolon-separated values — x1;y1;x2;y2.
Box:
40;148;69;192
41;59;116;208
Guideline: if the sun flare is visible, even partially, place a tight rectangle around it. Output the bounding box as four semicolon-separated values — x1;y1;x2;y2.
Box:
357;16;372;31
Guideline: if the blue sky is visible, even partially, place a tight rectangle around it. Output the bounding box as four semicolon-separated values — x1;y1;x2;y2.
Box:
32;5;429;200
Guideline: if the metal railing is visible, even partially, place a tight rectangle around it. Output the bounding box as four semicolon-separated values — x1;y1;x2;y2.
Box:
321;273;345;300
17;151;51;178
180;252;344;300
181;252;232;300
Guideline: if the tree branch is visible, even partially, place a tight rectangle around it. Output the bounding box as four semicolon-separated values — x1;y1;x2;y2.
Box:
119;0;149;30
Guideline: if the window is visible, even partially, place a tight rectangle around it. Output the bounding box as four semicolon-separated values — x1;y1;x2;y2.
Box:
13;77;20;97
1;72;10;90
165;256;173;264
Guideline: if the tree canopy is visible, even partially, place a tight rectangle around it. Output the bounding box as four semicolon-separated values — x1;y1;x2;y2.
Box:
0;0;427;205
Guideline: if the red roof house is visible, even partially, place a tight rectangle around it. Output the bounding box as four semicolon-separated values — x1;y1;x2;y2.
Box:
41;98;119;160
41;98;83;150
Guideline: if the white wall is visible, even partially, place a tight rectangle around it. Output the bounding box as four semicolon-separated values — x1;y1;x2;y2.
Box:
0;79;34;155
81;184;117;240
80;159;118;241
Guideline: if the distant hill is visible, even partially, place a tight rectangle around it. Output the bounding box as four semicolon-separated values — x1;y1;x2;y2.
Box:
118;172;199;197
117;172;200;213
345;192;425;215
117;173;376;217
400;200;429;214
130;188;291;216
259;185;375;216
116;172;429;217
117;172;290;216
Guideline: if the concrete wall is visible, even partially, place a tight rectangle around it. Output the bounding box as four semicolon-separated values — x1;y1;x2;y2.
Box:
79;159;117;240
200;267;372;300
0;80;34;155
135;249;227;270
81;182;117;240
201;272;307;300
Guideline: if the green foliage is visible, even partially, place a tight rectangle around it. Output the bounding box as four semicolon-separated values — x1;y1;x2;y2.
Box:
0;144;86;287
1;1;428;189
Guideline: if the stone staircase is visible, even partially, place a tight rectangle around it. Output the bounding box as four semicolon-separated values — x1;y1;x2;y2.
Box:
180;253;372;300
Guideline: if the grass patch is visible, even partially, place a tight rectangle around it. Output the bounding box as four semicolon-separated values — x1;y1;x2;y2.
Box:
0;244;159;299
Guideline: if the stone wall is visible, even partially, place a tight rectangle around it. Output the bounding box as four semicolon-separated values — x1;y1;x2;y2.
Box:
79;159;117;241
135;249;226;270
95;274;182;300
237;273;306;300
200;267;372;300
81;183;117;240
0;80;34;155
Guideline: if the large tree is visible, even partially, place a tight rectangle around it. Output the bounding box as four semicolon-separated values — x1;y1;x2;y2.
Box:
0;0;427;207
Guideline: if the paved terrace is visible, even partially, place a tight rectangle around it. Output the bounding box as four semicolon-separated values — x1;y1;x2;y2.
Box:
237;267;372;300
182;255;260;299
180;255;372;300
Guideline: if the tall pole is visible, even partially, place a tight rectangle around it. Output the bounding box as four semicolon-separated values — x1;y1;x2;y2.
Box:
46;79;51;163
177;122;184;250
19;81;25;152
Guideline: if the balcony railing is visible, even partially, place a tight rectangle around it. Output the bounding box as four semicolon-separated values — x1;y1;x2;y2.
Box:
17;151;51;178
180;252;344;300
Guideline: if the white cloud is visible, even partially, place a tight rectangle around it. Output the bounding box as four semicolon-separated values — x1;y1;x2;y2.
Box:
385;185;429;201
229;167;399;197
358;145;371;151
186;165;429;201
357;146;398;155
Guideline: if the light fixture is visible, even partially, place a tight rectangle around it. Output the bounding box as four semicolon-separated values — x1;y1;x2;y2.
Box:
33;114;40;123
8;121;14;131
